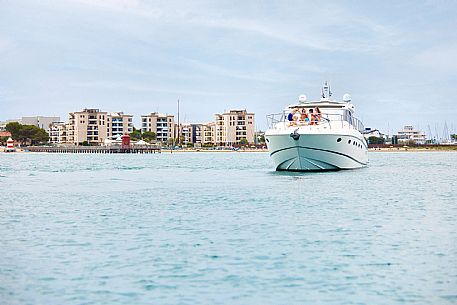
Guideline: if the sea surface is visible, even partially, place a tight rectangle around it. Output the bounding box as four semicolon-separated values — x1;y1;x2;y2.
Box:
1;152;456;305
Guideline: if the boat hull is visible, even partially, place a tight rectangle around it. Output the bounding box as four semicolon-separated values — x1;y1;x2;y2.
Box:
265;131;368;171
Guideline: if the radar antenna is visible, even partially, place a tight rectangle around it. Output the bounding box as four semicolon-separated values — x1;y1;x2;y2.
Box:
321;81;332;99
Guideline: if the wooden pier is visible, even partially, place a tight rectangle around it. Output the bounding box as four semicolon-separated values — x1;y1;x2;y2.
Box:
26;146;161;154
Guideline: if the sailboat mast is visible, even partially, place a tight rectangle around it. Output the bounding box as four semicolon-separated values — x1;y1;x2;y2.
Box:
177;99;180;146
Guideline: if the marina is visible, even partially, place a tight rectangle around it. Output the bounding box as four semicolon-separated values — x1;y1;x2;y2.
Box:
25;145;161;154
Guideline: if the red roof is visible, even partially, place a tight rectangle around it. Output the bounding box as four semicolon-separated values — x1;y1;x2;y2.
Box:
0;131;12;137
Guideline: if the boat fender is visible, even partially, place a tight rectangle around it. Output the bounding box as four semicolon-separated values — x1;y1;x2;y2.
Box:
290;130;300;141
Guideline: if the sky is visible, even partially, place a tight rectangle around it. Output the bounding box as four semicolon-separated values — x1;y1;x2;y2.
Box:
1;0;456;134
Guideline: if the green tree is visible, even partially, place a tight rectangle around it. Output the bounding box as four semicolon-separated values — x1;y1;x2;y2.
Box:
130;130;142;141
0;136;9;145
257;134;265;143
451;134;457;141
142;131;156;142
6;122;49;145
368;136;385;145
239;138;248;145
5;122;22;140
29;126;49;144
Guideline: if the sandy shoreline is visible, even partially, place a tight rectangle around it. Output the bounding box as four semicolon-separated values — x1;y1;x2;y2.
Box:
2;147;457;153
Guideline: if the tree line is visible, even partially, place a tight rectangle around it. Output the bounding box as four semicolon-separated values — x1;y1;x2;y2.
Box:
5;122;49;145
129;129;156;142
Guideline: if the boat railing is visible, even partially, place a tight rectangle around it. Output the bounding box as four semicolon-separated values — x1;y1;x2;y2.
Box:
266;111;365;133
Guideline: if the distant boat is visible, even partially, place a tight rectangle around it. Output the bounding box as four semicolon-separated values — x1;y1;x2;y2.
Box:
265;82;368;171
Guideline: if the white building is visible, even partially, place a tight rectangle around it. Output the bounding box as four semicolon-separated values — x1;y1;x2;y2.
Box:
108;112;134;139
363;128;386;141
396;125;426;145
48;122;67;144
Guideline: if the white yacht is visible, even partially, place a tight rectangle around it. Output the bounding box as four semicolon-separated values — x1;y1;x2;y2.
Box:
265;82;368;171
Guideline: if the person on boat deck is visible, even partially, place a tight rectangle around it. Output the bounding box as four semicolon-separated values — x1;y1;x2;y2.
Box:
287;109;295;122
300;108;310;124
288;108;299;126
314;107;322;123
292;108;301;124
308;108;316;125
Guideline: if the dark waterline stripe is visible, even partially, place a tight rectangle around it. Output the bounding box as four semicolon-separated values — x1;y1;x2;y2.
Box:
270;146;368;166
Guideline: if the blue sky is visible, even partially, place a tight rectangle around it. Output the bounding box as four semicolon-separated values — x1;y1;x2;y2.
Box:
1;0;456;133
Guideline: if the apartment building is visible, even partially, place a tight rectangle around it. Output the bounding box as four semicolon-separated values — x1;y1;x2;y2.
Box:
191;124;203;146
176;124;193;146
174;123;216;146
67;108;108;145
48;122;67;144
141;113;175;143
396;125;426;145
202;122;216;146
215;110;255;146
108;112;134;139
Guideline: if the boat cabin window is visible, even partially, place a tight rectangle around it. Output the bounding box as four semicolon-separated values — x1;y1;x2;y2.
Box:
343;109;353;125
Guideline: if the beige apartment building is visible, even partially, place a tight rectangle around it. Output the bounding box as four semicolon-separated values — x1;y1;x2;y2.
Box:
67;108;108;145
108;112;134;139
215;110;255;146
202;122;216;146
173;122;217;146
175;123;194;146
177;123;193;146
141;113;175;144
51;110;132;145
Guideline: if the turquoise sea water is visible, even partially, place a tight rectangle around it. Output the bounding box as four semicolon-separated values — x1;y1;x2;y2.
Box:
1;152;456;305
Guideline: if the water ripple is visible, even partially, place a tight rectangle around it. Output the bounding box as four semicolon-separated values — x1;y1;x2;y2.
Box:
1;152;456;304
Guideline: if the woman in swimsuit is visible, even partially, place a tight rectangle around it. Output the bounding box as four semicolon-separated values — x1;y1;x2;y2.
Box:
300;108;309;124
314;107;322;124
